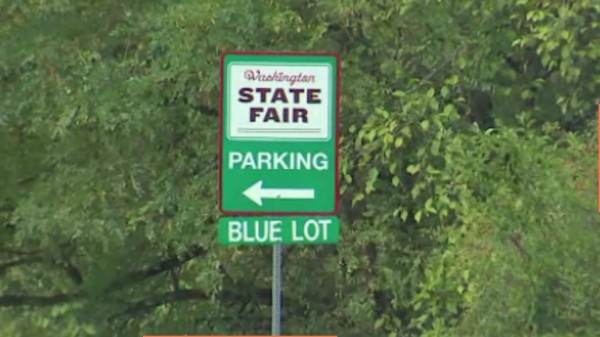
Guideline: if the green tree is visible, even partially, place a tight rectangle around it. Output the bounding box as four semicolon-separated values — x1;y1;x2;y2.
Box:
1;0;598;336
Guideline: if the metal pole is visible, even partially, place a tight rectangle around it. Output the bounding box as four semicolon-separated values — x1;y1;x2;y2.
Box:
271;244;282;335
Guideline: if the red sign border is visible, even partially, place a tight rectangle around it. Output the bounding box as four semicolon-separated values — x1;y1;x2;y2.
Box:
218;50;342;216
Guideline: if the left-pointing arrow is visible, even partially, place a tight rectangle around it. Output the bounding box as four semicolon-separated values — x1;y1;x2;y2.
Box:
243;180;315;206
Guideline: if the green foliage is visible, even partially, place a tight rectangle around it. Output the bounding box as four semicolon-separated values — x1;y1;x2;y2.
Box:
414;122;600;336
0;0;599;336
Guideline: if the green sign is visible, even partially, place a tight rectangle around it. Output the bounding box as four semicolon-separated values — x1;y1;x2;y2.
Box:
218;216;340;245
219;52;340;215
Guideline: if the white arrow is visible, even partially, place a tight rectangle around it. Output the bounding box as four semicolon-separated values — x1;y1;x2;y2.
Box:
243;180;315;206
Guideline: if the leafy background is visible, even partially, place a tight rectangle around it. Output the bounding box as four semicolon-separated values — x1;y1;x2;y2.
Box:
1;0;599;336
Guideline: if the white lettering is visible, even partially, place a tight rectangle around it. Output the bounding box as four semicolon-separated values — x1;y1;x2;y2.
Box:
229;152;243;169
313;153;328;170
243;222;254;242
241;152;256;170
255;221;268;243
304;219;320;241
318;219;331;240
273;152;289;170
291;220;303;242
228;221;242;242
296;152;311;170
228;151;329;171
270;220;282;242
257;152;272;170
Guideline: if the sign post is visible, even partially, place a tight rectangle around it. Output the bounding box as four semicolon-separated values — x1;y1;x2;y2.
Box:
272;243;282;335
219;51;341;335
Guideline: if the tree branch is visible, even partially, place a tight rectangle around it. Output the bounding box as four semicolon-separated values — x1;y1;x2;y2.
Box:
104;244;207;292
108;288;208;320
0;244;207;308
0;292;81;307
110;285;273;322
0;252;83;285
55;259;84;285
0;247;41;256
0;256;43;275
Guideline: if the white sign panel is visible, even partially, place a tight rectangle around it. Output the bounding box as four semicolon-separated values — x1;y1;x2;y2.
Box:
227;63;332;141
